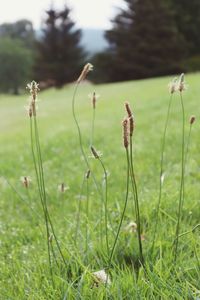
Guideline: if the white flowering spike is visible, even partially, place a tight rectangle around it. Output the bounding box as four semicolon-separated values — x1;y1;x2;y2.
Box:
93;269;111;286
168;77;178;94
58;183;69;193
177;73;187;92
26;81;40;117
88;92;100;109
20;176;31;188
125;221;137;233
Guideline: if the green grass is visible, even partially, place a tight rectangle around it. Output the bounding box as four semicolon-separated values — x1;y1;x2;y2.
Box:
0;73;200;299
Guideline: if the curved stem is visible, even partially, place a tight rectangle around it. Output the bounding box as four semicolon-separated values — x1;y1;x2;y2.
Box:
72;84;104;210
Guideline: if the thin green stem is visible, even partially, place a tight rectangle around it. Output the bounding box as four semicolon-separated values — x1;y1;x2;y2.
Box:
181;123;192;210
75;174;86;244
173;92;185;263
72;83;103;200
72;83;108;252
129;139;144;266
98;157;109;256
107;149;130;268
5;177;43;222
85;177;90;260
151;94;173;256
173;224;200;241
30;117;53;281
90;108;95;146
33;116;67;267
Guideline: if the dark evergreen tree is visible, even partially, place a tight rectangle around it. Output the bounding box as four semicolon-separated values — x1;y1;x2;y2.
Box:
35;6;85;87
104;0;185;81
167;0;200;56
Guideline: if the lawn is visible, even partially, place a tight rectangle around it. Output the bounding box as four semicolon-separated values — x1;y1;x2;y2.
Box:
0;72;200;299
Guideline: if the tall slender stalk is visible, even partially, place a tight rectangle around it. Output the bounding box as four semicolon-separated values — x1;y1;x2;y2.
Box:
29;116;53;280
33;115;67;266
90;103;96;146
173;88;185;263
72;70;109;252
125;102;144;265
107;149;130;268
151;94;173;256
27;81;66;273
72;83;104;204
85;171;90;260
75;173;86;244
129;139;144;266
181;115;195;209
90;146;109;255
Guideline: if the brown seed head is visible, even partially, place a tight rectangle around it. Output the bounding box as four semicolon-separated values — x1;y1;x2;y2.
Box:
29;106;33;118
92;92;96;109
125;102;134;136
77;63;93;83
21;176;31;188
85;169;91;179
122;118;129;148
91;146;99;159
190;115;196;125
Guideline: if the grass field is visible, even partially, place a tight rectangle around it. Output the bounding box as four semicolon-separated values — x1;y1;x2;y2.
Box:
0;72;200;299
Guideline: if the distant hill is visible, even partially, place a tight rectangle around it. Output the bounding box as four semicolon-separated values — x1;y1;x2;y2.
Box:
36;28;108;56
81;28;108;56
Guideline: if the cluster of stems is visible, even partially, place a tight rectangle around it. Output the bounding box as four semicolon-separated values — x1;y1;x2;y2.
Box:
108;103;144;270
72;65;108;254
27;81;66;283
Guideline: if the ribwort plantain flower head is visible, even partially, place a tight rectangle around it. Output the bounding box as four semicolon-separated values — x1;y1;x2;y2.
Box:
88;92;99;109
77;63;93;83
125;102;135;136
125;221;137;233
20;176;31;188
90;146;100;159
190;115;196;125
58;183;69;193
26;81;40;117
168;77;178;94
92;269;111;286
85;169;91;179
177;73;187;92
122;118;129;148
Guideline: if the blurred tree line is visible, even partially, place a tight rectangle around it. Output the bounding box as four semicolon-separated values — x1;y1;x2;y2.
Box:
92;0;200;82
0;0;199;93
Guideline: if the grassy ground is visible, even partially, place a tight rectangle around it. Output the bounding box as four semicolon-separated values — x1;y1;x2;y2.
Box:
0;73;200;299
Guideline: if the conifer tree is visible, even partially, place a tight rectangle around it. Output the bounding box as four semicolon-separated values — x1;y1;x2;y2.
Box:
36;6;85;87
167;0;200;56
104;0;185;81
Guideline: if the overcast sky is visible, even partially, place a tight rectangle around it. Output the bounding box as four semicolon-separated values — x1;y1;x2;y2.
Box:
1;0;126;29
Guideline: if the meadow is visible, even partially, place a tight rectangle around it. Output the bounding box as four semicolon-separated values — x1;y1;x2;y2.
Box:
0;71;200;299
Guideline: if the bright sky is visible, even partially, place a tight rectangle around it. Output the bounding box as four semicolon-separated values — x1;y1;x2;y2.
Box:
1;0;126;29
